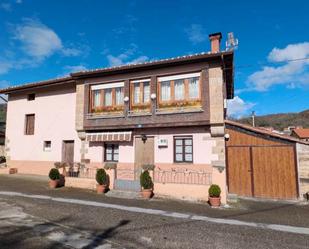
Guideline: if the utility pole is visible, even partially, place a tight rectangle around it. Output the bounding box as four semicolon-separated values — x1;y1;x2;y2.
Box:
251;111;255;127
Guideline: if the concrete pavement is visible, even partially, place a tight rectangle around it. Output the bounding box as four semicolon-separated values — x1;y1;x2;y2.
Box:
1;174;309;248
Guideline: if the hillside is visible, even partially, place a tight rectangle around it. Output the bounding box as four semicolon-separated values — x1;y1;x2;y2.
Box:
236;109;309;130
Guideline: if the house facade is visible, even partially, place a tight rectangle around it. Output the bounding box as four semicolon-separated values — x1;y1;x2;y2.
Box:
1;33;234;202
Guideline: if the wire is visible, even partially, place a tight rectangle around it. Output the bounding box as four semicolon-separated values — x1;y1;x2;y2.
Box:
223;56;309;71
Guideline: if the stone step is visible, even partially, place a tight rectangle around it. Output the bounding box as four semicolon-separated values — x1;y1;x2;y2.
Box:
227;193;238;203
114;179;141;192
105;190;142;200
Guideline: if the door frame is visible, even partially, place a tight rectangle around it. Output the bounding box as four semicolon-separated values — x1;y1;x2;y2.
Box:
62;140;75;163
134;135;155;179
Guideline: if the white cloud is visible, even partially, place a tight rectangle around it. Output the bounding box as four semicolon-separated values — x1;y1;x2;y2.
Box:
14;19;62;59
185;24;207;44
247;42;309;91
129;56;149;64
0;61;12;74
227;96;255;118
106;44;149;67
60;65;87;77
0;18;84;75
268;42;309;62
0;3;11;11
62;48;82;57
107;54;127;67
13;19;81;60
64;65;87;72
107;54;149;67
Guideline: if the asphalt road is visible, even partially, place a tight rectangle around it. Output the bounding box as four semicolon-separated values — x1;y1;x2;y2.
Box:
0;175;309;249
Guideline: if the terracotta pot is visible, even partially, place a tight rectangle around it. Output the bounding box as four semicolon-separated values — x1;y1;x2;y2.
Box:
209;196;221;207
141;189;153;199
97;184;107;194
49;179;59;188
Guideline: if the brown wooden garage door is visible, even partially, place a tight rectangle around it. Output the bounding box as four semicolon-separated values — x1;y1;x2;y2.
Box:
227;145;298;199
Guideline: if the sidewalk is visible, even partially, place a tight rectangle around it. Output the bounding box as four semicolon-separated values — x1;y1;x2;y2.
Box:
1;174;309;228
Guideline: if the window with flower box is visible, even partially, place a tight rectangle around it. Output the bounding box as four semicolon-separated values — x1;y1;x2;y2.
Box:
90;82;124;114
157;72;201;110
130;79;151;113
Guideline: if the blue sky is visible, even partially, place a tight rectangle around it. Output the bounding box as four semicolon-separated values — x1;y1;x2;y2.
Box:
0;0;308;117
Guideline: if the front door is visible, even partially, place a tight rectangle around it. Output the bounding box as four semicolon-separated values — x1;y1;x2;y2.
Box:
62;140;74;163
134;136;154;178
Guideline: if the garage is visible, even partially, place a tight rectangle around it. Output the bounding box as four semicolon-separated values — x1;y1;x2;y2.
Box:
225;120;299;200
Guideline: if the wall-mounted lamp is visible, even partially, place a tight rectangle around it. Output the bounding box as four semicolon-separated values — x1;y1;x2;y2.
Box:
141;134;147;143
224;133;230;141
124;96;129;102
150;93;156;100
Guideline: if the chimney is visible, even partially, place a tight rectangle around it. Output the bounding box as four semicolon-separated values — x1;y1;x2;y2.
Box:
209;32;222;53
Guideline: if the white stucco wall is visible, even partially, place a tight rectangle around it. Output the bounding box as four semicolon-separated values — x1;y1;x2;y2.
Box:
87;141;134;163
153;128;217;164
6;84;81;162
84;127;217;165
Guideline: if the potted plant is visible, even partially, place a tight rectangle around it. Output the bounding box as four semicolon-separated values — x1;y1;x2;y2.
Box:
140;170;154;199
49;168;60;188
96;168;108;194
208;184;221;207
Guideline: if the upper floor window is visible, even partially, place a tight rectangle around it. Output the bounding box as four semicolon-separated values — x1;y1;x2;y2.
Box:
93;90;101;108
158;72;200;104
27;93;35;101
131;79;151;105
25;114;35;135
91;82;124;112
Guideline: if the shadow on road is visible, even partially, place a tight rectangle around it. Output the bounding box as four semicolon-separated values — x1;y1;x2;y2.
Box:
83;219;131;249
0;216;71;249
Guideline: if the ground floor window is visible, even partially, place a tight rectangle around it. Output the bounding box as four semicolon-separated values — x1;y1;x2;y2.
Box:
174;136;193;163
104;144;119;162
43;141;51;152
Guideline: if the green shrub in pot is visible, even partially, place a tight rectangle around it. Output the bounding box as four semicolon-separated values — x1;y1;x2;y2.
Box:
96;168;108;194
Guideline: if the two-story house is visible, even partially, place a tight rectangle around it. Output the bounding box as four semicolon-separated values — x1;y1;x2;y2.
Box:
1;32;234;202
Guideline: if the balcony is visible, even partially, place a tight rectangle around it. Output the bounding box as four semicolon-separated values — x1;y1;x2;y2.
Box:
83;71;210;129
155;100;203;115
128;103;152;117
86;106;125;119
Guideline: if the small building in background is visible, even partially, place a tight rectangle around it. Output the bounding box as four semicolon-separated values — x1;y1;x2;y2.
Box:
291;128;309;142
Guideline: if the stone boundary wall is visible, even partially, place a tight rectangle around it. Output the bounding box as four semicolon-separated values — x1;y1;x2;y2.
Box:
297;143;309;199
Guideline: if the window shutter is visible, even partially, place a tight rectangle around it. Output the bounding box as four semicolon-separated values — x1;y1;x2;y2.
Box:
30;115;35;134
25;114;35;135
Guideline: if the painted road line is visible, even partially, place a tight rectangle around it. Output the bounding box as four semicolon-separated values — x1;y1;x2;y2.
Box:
0;191;309;236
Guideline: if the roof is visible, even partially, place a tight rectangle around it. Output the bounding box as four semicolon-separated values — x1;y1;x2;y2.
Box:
0;76;74;94
225;120;309;145
71;50;233;77
0;50;234;98
292;128;309;139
